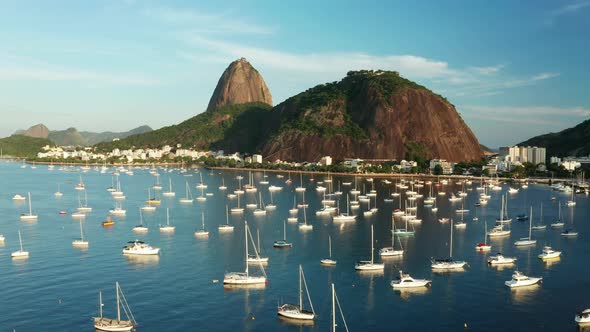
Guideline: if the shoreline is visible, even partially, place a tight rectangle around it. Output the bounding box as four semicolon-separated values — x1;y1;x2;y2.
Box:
23;160;185;167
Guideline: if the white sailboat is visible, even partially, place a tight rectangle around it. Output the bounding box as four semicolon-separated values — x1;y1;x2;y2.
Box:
551;203;565;228
194;212;209;237
298;205;313;231
514;206;536;246
11;230;29;258
355;225;384;271
109;201;126;216
179;181;194;203
159;208;176;232
196;172;207;189
265;190;277;210
532;203;547;230
321;236;337;265
75;175;85;191
496;195;511;223
162;177;176;197
278;265;315;320
333;195;356;222
253;192;267;216
72;219;89;247
218;205;235;232
295;173;306;192
77;190;92;212
330;283;349;332
19;192;38;221
380;214;404;257
247;229;268;263
196;184;207;202
93;282;136;332
223;221;267;285
132;209;149;233
54;183;63;197
567;183;576;206
289;196;298;215
231;193;244;214
431;219;467;270
273;220;292;248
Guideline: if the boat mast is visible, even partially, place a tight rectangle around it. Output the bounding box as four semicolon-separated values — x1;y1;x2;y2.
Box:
226;205;229;225
529;206;533;240
299;265;303;310
257;229;261;253
328;236;332;258
283;220;286;240
370;225;374;264
28;192;32;215
450;219;453;258
18;230;23;251
116;282;121;322
245;221;249;277
167;208;170;226
331;283;336;332
99;290;103;318
79;220;84;241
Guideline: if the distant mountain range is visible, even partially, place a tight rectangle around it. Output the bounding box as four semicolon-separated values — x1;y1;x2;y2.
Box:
97;58;484;162
15;124;152;146
520;119;590;158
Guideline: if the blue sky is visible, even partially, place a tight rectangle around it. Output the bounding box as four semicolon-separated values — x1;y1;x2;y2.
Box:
0;0;588;148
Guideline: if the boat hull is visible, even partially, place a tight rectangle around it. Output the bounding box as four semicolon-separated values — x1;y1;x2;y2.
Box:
94;317;134;331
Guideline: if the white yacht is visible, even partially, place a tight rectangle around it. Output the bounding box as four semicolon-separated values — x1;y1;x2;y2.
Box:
218;205;235;232
194;212;209;237
355;225;384;271
72;219;89;247
380;215;404;257
488;224;511;237
12;194;26;201
132;209;149;233
179;181;194;203
431;219;467;270
122;240;160;255
247;229;268;263
11;230;29;258
159;208;176;232
514;207;536;246
109;202;126;216
487;253;517;265
504;271;542;288
230;193;244;214
333;195;356;222
19;192;38;221
277;265;315;321
93;282;136;332
223;221;267;286
475;221;492;251
320;236;337;265
538;246;561;260
575;309;590;325
391;270;431;289
162;177;176;197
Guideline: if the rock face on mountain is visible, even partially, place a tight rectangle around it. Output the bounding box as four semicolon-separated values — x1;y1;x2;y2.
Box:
261;70;483;162
21;124;50;139
206;58;272;112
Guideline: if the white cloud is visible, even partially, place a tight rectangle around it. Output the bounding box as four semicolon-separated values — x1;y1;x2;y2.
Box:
143;7;275;35
470;64;505;75
552;1;590;15
462;105;590;118
0;65;161;86
532;72;560;81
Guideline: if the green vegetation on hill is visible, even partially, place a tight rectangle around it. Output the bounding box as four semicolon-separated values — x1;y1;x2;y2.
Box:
519;119;590;157
271;70;436;140
95;103;272;153
0;135;53;157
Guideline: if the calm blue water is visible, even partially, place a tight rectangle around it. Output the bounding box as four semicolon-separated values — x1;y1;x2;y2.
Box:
1;161;589;331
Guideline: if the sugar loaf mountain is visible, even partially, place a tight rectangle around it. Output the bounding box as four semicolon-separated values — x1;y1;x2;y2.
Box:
97;58;484;162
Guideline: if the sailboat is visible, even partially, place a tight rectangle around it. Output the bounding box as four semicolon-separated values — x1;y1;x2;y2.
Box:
223;221;267;285
194;212;209;237
567;182;576;206
93;282;136;332
196;172;207;189
289;196;298;215
54;183;63;197
265;190;277;210
111;175;124;198
277;265;315;320
179;181;194;203
77;190;92;212
11;230;29;258
330;283;350;332
247;229;269;263
551;202;565;228
196;184;207;202
245;171;257;193
19;192;38;221
298;205;313;231
145;187;161;206
219;177;227;191
380;214;404;256
394;210;415;236
259;171;269;185
253;192;267;216
295;173;305;192
219;205;235;232
532;203;547;230
133;209;148;232
561;205;579;237
273;220;292;248
514;206;536;246
230;193;244;214
75;175;85;191
234;175;245;195
109;201;126;216
72;219;89;247
431;219;467;270
496;195;511;223
475;221;492;251
321;236;337;265
162;177;176;197
333;195;356;222
152;173;163;191
355;225;384;271
159;208;176;232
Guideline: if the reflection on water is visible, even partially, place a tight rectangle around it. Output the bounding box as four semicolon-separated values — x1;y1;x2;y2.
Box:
489;263;515;271
395;286;431;300
510;285;541;304
542;257;561;268
124;254;160;267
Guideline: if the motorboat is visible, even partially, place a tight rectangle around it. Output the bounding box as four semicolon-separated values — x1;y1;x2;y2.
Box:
504;271;542;288
538;246;561;260
391;270;431;289
488;253;516;265
122;240;160;255
575;309;590;325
